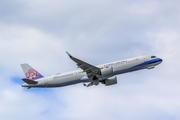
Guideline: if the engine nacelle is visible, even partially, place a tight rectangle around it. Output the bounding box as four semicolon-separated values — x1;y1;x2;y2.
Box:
101;67;113;77
104;76;117;86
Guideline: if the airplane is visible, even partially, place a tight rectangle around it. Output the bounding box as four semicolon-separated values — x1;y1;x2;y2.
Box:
21;52;163;89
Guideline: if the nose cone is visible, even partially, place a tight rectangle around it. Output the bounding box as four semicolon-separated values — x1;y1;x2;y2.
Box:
159;58;163;63
155;58;163;65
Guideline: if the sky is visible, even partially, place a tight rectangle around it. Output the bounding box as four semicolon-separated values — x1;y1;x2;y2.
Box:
0;0;180;120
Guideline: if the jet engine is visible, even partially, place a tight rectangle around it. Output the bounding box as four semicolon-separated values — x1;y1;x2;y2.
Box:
102;76;117;86
100;67;113;77
87;67;114;87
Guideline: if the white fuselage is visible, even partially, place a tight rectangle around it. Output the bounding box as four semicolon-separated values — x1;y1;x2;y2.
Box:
22;55;162;88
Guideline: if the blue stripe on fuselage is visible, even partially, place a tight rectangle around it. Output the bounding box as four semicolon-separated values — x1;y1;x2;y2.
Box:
132;58;162;69
113;58;163;75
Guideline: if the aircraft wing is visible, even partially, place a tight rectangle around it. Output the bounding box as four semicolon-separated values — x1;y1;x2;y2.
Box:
66;52;101;77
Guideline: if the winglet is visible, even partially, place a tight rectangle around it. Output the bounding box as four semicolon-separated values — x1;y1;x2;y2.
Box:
66;51;73;58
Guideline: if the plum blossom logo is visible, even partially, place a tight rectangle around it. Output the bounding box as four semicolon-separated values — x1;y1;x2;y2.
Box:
25;69;38;79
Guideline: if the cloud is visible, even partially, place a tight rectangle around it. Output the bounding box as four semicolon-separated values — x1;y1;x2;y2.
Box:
0;0;180;120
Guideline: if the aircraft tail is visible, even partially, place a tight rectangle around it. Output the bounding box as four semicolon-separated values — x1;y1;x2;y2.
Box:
21;63;44;80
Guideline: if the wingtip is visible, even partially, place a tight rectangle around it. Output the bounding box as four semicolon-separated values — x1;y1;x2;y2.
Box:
66;51;72;58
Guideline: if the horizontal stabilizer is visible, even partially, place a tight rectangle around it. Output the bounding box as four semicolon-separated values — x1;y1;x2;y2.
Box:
22;78;38;84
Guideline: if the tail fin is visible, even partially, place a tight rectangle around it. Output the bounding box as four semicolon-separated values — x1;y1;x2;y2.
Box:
21;63;44;80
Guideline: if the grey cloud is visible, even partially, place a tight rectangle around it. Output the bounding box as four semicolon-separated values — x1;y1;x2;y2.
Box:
0;0;24;23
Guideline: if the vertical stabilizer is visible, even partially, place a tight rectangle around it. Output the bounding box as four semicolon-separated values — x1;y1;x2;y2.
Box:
21;63;43;80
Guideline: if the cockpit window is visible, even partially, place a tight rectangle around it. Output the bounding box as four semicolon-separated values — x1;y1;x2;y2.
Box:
151;56;156;58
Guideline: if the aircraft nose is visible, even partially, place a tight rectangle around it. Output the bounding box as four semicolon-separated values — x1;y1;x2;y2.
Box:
158;58;163;63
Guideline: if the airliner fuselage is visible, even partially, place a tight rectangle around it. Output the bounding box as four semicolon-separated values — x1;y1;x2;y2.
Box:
21;54;162;88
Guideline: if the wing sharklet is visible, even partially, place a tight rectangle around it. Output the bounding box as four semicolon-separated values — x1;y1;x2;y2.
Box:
66;51;73;58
